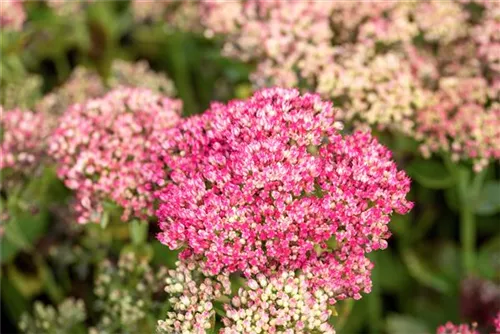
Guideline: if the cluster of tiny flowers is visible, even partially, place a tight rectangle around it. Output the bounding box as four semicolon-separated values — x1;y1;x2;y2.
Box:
472;5;500;74
93;252;168;333
152;88;412;300
221;271;335;334
202;0;335;88
415;77;500;172
157;260;231;334
0;0;25;31
0;108;50;172
317;45;430;134
494;312;500;332
19;298;86;334
37;60;176;117
49;88;181;223
414;1;469;44
436;322;479;334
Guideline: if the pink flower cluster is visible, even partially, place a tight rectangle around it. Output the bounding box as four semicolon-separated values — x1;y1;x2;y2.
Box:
202;0;335;88
416;78;500;172
0;0;25;31
436;322;479;334
0;107;50;172
495;312;500;333
151;88;412;302
49;88;181;224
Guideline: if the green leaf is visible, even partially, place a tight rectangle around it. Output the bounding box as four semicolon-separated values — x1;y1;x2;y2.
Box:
100;210;110;229
130;219;149;246
406;159;454;189
0;275;29;323
400;248;452;293
151;241;181;269
475;181;500;216
386;314;430;334
1;210;50;264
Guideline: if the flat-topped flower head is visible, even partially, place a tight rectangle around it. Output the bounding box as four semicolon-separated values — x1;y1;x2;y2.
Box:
1;108;50;173
221;271;336;334
49;87;181;224
153;88;412;291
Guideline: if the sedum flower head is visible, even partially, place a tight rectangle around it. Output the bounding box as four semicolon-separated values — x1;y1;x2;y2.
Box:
317;45;430;135
152;88;412;299
0;108;50;172
157;260;231;334
416;77;500;172
49;87;181;223
221;271;335;334
414;1;469;44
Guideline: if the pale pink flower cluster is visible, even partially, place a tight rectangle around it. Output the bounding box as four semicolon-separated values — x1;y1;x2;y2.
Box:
37;60;175;117
436;322;479;334
414;1;469;44
202;0;335;88
317;46;429;135
49;88;181;224
151;88;412;302
416;77;500;172
0;0;25;31
472;5;500;74
157;260;231;334
0;108;50;172
221;271;335;334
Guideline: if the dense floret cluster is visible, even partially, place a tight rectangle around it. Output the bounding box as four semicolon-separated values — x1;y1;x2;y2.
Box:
49;88;181;223
221;271;336;334
151;88;412;303
0;108;50;172
157;260;231;334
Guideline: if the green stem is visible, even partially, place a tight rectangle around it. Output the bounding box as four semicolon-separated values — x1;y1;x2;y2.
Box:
456;167;487;275
459;202;475;275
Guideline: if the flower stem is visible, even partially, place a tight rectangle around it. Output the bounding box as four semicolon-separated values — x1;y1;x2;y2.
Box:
456;167;486;275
